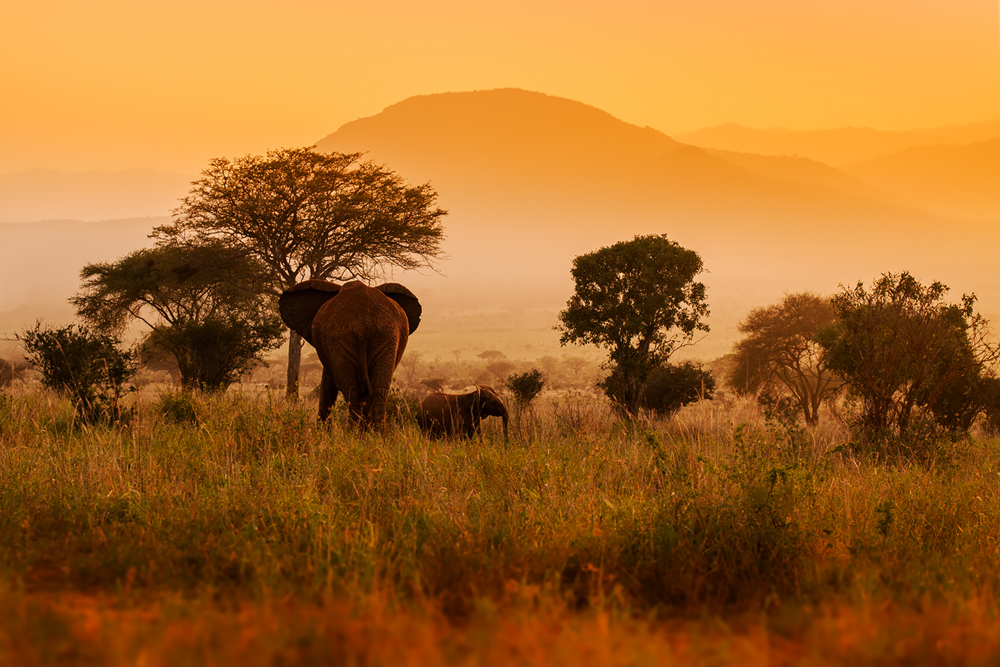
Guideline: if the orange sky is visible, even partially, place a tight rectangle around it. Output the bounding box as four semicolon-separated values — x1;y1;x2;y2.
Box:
2;0;998;173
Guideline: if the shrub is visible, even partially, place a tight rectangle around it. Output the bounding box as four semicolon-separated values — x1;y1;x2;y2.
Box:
640;361;715;417
17;322;137;424
817;272;997;452
504;369;546;407
925;372;998;435
0;358;30;388
155;389;201;425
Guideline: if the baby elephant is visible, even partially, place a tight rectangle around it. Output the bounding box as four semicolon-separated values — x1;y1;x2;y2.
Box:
418;385;509;439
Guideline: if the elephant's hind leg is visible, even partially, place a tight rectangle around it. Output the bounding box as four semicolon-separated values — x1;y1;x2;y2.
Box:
318;367;339;422
363;388;391;430
339;386;366;427
363;352;399;428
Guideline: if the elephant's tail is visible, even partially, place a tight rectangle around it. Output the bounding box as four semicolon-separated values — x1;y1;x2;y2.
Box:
357;338;373;396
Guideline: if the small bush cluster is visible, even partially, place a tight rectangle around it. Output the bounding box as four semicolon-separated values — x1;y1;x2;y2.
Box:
154;389;201;424
16;322;137;424
640;361;715;417
504;368;546;407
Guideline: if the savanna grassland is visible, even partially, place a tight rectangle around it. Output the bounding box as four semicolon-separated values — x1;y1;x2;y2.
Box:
3;387;1000;665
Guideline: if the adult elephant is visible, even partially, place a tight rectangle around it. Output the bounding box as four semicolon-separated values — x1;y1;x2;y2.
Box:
418;385;509;439
279;280;421;427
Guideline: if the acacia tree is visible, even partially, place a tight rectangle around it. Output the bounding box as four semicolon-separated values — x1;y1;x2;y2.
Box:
157;147;447;396
558;234;709;416
72;240;284;391
816;272;998;446
730;292;842;425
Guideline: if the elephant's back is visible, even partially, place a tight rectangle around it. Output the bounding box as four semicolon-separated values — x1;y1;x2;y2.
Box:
417;393;454;435
314;285;409;340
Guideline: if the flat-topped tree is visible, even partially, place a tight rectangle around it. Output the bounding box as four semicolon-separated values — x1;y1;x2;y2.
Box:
72;239;284;391
157;147;447;397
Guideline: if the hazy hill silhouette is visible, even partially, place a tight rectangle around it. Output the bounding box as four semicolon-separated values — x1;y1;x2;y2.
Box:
3;90;998;361
842;139;1000;222
702;149;891;203
311;89;1000;357
0;169;191;223
677;120;1000;166
317;88;916;228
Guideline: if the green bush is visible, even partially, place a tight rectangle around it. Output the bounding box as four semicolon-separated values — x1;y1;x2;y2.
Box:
16;322;137;424
817;272;993;454
154;389;201;425
640;361;715;416
504;369;546;407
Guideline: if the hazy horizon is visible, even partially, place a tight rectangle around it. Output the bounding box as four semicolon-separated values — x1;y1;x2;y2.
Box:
3;86;1000;368
3;1;999;368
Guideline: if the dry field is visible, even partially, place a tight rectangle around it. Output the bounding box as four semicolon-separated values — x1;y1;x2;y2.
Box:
2;387;1000;665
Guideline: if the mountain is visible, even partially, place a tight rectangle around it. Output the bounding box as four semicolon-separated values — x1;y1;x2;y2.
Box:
841;139;1000;222
0;169;192;223
4;90;997;361
677;119;1000;166
315;89;1000;358
316;88;961;251
702;149;891;203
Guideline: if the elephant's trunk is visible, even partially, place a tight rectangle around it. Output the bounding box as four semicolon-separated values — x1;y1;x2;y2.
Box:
501;406;509;441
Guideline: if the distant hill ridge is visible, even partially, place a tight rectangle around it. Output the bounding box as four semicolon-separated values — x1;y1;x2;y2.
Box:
315;87;954;234
0;168;192;224
313;88;997;318
677;119;1000;166
841;138;1000;222
330;88;685;163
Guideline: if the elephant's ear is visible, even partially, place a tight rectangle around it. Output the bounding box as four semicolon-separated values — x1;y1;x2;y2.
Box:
278;280;342;345
377;283;422;334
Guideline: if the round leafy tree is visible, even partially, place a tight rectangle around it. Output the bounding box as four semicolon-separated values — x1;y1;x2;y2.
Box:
729;292;842;425
558;234;709;416
72;240;284;391
816;271;998;447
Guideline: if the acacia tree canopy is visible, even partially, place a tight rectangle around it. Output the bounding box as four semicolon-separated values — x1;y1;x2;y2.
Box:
72;240;284;391
558;234;709;415
730;292;841;425
157;147;447;396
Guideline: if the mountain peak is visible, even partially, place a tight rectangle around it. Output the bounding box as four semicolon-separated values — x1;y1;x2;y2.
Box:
316;88;683;171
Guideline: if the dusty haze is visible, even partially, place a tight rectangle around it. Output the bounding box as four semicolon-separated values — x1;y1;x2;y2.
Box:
3;89;999;366
2;1;999;367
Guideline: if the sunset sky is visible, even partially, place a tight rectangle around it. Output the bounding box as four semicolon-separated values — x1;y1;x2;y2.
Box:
3;0;999;173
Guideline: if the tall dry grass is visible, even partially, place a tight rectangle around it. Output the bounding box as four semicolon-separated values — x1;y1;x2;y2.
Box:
2;386;1000;664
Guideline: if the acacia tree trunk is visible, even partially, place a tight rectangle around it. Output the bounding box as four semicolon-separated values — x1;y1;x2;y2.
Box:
286;330;302;399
